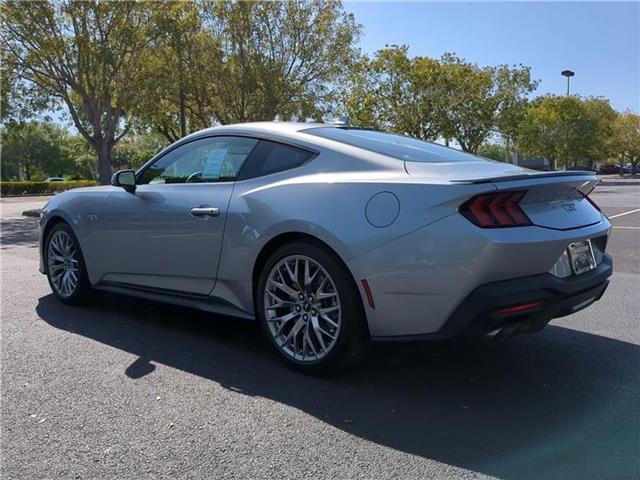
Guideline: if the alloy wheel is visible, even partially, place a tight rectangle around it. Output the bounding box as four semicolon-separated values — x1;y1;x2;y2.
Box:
264;255;342;363
47;230;80;297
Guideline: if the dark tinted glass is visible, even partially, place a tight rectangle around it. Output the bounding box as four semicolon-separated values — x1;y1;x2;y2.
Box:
303;127;480;163
241;140;314;179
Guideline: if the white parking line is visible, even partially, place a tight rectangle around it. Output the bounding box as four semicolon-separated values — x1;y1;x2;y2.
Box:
608;208;640;219
612;226;640;230
594;192;640;197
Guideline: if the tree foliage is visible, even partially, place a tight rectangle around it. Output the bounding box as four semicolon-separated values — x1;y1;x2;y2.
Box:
2;2;633;180
611;112;640;171
344;47;537;152
2;0;157;183
345;45;441;140
111;131;167;170
131;2;221;143
1;122;73;180
477;142;510;162
132;0;361;142
204;0;360;123
3;1;359;181
518;95;616;170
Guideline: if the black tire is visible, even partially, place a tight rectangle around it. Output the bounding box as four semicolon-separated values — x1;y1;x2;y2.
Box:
44;222;91;305
255;241;368;374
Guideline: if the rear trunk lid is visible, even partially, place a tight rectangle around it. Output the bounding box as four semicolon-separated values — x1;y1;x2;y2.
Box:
405;160;602;230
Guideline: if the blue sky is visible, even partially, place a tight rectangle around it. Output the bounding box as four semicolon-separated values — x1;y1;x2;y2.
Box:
346;1;640;112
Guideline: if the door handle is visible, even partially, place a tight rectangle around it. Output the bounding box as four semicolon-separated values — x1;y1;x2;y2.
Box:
190;206;220;217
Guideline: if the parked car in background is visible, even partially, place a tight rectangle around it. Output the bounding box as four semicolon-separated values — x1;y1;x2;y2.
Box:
567;165;596;172
598;164;621;175
38;122;613;372
45;177;65;182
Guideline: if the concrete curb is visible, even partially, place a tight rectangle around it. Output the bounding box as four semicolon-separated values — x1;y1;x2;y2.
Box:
1;194;55;198
22;209;42;218
598;181;640;187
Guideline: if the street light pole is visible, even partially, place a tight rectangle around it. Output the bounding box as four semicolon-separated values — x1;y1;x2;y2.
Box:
561;70;575;95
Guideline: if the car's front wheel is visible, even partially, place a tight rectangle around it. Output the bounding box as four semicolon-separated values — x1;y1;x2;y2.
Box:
256;242;368;373
45;222;90;304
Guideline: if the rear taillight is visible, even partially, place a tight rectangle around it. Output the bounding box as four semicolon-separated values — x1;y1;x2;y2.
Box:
459;190;532;228
581;192;601;212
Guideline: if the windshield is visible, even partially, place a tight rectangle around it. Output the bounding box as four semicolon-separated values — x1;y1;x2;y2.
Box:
302;127;484;163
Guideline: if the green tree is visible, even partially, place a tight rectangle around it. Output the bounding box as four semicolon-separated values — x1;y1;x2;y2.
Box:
582;97;617;166
64;135;99;181
2;1;157;183
345;46;441;140
518;95;616;170
132;1;361;140
611;112;640;173
477;142;509;162
201;0;361;124
133;3;223;142
493;64;538;160
435;54;537;153
1;122;74;180
112;131;167;170
343;50;536;152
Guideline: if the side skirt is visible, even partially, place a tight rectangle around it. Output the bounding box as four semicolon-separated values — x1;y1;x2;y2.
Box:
92;283;255;320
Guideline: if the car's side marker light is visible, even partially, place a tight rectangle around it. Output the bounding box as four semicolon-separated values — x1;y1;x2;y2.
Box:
361;279;375;309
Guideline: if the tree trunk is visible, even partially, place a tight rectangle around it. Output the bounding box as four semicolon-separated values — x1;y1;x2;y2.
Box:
96;140;113;185
179;84;186;138
177;41;187;138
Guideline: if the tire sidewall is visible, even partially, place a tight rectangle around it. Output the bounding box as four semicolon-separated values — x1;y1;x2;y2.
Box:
255;242;367;373
45;222;89;304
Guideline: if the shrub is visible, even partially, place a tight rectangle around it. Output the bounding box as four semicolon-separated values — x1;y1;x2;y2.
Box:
0;180;98;196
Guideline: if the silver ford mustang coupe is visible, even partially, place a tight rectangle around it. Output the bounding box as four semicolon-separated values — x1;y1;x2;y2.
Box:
39;122;612;372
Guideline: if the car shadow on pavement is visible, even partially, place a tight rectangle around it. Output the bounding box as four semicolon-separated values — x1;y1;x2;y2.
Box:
36;293;639;480
0;217;40;249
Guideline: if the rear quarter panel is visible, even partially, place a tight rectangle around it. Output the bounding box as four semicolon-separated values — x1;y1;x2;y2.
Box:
215;152;495;313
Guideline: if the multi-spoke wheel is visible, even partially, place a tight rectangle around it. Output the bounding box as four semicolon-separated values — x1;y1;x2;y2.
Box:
45;222;89;304
264;255;341;362
256;242;367;373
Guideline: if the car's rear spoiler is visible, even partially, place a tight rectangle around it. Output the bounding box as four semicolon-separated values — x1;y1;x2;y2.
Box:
449;170;597;185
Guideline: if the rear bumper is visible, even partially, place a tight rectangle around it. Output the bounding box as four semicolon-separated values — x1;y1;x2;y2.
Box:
372;253;612;341
349;212;611;337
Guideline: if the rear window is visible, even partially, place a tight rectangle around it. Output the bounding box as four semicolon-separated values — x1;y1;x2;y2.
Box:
238;140;316;180
302;127;479;163
255;141;314;176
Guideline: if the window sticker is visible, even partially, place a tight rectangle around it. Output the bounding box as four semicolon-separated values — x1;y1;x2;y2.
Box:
201;148;227;180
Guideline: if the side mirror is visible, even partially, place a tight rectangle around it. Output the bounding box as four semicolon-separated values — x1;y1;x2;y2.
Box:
111;170;136;193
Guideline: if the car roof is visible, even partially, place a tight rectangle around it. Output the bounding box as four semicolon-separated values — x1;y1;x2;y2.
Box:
195;121;327;136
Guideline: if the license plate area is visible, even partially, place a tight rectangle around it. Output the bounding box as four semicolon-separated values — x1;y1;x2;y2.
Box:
567;239;596;275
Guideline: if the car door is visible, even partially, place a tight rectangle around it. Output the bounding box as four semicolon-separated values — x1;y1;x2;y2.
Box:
99;136;258;296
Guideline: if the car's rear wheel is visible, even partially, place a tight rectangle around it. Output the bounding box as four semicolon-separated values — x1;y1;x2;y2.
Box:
45;222;90;304
256;242;368;373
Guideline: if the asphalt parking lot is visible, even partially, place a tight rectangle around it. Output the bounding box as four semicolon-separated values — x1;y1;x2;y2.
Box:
1;185;639;480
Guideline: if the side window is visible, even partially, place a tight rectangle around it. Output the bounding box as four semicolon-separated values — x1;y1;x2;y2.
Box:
139;136;258;185
241;140;315;179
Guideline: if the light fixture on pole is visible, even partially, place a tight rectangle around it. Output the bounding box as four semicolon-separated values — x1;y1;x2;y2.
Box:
561;70;575;95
